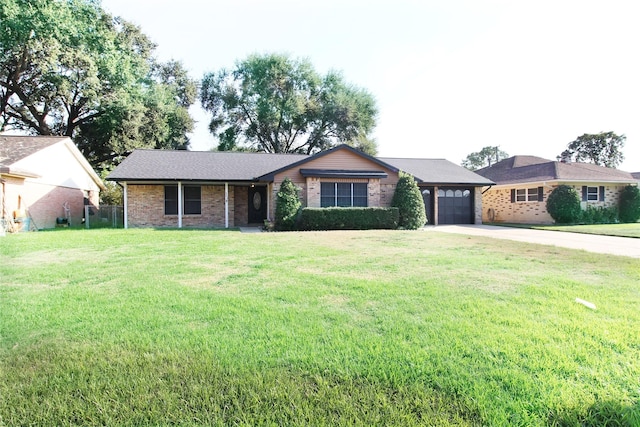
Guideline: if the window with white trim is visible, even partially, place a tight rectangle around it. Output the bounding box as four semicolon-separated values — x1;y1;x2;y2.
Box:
512;187;543;203
320;182;368;207
586;186;598;201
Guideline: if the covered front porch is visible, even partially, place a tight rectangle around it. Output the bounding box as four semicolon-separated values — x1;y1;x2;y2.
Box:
121;181;272;229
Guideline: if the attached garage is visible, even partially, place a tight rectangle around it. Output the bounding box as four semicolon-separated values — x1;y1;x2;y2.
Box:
380;157;494;225
437;187;474;224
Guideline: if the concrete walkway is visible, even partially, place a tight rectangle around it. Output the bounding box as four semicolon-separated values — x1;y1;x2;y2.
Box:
428;225;640;258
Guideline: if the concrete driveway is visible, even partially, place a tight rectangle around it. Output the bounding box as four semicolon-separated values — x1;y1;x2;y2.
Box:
428;225;640;258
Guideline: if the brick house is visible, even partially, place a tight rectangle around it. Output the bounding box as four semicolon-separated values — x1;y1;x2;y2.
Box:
476;155;638;224
1;136;105;230
107;144;493;228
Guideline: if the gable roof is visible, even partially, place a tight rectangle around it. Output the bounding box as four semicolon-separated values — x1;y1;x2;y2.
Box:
476;155;636;185
256;144;398;181
0;135;65;166
106;149;309;182
380;157;494;185
0;135;105;189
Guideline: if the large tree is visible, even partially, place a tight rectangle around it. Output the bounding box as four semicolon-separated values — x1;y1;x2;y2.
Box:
200;53;378;154
558;131;625;168
462;146;509;170
0;0;195;170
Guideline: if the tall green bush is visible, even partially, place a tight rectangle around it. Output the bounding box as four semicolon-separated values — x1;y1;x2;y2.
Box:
391;171;427;229
618;185;640;223
546;185;581;224
274;177;301;231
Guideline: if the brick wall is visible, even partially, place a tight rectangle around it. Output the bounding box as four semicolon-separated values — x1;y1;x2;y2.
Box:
482;183;628;224
234;186;248;226
127;184;237;228
2;177;96;229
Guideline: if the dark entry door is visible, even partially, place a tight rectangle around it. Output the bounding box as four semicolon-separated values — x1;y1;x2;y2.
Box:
421;187;434;225
437;187;474;224
248;186;267;224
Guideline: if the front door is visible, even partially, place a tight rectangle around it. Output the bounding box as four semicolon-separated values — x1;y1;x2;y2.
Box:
421;187;434;225
248;186;267;224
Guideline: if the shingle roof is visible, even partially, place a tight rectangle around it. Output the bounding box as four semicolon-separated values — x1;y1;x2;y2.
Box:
108;146;495;186
0;135;66;165
476;155;636;185
106;149;309;181
380;157;494;185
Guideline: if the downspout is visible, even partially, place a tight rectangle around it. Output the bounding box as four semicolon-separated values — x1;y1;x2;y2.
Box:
224;182;229;228
123;182;128;229
178;181;183;228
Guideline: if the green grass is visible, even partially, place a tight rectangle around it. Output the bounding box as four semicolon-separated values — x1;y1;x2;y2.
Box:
1;229;639;426
532;223;640;238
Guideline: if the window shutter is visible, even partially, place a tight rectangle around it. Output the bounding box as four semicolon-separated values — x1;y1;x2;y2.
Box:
510;189;515;203
538;187;544;201
599;186;605;202
582;186;587;201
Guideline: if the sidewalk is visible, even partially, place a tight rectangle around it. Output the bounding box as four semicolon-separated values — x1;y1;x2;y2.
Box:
428;225;640;258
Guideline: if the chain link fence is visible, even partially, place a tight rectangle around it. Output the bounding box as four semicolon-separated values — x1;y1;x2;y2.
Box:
85;205;124;229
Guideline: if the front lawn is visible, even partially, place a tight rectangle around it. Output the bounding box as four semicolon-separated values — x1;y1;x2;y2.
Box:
532;223;640;238
1;229;638;426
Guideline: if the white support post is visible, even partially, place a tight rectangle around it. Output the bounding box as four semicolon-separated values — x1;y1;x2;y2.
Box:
178;181;183;228
224;182;229;228
266;183;271;221
123;182;128;229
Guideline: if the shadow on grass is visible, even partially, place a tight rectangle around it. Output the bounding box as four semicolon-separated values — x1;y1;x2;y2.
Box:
550;400;639;426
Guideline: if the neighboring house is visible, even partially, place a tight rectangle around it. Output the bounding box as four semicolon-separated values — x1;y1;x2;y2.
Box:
106;144;493;229
0;136;105;230
476;155;638;224
632;172;640;183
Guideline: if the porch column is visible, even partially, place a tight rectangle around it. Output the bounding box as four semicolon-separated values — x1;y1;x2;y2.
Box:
178;181;183;228
266;183;271;221
123;182;128;229
224;182;229;228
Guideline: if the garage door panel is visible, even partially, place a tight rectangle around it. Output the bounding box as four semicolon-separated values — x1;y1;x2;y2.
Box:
437;187;474;224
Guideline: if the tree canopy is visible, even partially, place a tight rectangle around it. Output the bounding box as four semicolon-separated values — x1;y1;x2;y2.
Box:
0;0;196;170
200;53;378;155
462;146;509;170
558;132;625;168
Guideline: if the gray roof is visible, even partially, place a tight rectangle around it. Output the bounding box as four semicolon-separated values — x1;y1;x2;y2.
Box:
476;155;636;185
380;157;494;185
0;135;65;165
632;172;640;180
107;149;309;182
108;147;496;186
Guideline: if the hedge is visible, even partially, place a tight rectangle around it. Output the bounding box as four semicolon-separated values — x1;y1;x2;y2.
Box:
299;207;399;230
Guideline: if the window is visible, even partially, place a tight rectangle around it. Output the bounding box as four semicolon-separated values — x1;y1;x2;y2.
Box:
165;186;178;215
164;185;201;215
586;186;598;201
183;186;201;215
320;182;368;207
511;187;543;203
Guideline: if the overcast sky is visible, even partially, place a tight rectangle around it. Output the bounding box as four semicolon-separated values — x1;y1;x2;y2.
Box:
101;0;640;172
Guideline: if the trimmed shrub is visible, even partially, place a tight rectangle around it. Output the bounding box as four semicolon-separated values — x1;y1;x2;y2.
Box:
580;205;618;224
546;185;581;224
274;177;301;231
391;171;427;229
618;185;640;223
299;207;399;230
